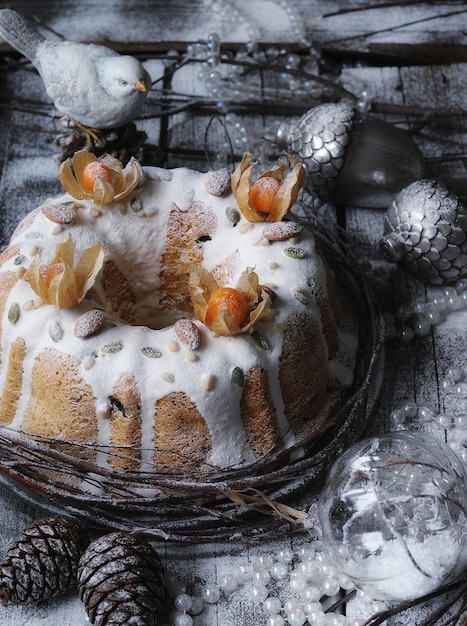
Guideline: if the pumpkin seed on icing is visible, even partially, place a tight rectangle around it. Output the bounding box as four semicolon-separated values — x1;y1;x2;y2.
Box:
225;206;241;225
130;197;143;213
49;322;64;342
83;356;95;370
8;302;20;324
141;346;162;358
102;341;123;354
13;255;25;265
294;292;308;305
231;366;245;387
250;330;270;350
283;246;306;259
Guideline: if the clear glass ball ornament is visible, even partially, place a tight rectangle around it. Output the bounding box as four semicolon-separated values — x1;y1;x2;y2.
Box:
318;432;467;602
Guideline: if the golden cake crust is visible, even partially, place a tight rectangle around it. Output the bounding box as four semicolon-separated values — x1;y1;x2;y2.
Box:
0;337;25;425
109;373;142;470
240;365;281;457
0;163;358;475
279;312;328;434
154;391;212;471
23;348;98;461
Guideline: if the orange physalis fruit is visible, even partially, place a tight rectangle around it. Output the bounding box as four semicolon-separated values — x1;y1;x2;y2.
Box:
82;162;113;191
206;287;249;326
231;153;306;222
60;150;143;208
28;233;105;310
189;266;273;337
249;177;281;214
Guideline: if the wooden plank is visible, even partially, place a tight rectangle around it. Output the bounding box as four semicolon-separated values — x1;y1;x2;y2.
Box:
0;1;466;62
344;63;467;443
333;65;467;622
0;3;466;625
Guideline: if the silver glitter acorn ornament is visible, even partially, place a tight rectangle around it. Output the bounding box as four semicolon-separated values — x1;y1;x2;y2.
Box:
276;102;425;207
380;179;467;285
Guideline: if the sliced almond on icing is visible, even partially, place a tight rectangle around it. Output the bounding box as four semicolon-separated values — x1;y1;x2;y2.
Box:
74;309;106;338
205;167;231;197
174;319;202;350
41;202;76;224
262;221;303;241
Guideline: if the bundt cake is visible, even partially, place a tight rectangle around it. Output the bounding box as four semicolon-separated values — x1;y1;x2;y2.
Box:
0;150;357;474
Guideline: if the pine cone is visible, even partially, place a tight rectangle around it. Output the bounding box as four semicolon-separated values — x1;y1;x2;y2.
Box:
0;515;90;605
78;532;166;626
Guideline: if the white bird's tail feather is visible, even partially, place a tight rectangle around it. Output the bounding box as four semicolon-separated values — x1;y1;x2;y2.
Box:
0;9;45;64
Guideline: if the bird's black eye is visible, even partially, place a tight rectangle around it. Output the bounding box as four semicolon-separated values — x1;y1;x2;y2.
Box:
119;79;128;86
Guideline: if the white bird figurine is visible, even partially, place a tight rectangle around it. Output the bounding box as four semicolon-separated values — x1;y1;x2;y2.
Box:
0;9;151;132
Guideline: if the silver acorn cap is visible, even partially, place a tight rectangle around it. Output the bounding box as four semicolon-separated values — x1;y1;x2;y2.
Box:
380;179;467;285
276;102;426;208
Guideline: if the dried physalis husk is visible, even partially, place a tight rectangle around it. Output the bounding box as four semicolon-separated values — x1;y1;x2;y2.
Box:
59;149;143;208
236;269;274;332
28;233;104;310
189;266;273;337
231;153;305;222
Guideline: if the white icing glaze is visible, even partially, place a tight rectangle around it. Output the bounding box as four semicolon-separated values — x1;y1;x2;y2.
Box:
0;166;355;470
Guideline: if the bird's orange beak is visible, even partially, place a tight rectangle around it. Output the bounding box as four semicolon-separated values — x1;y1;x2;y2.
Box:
134;79;147;92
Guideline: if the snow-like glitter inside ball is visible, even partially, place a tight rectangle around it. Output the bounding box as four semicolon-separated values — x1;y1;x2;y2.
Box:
318;432;467;602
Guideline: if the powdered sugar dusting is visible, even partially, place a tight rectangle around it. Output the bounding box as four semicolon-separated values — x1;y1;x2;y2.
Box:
0;164;357;472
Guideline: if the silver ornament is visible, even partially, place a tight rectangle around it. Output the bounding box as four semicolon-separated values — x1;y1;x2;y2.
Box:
276;102;425;207
380;179;467;285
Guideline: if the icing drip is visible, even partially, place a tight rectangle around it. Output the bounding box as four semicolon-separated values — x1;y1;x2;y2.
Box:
0;166;357;471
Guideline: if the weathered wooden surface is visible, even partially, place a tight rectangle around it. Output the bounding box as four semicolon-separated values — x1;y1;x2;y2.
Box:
1;0;467;62
0;1;466;624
